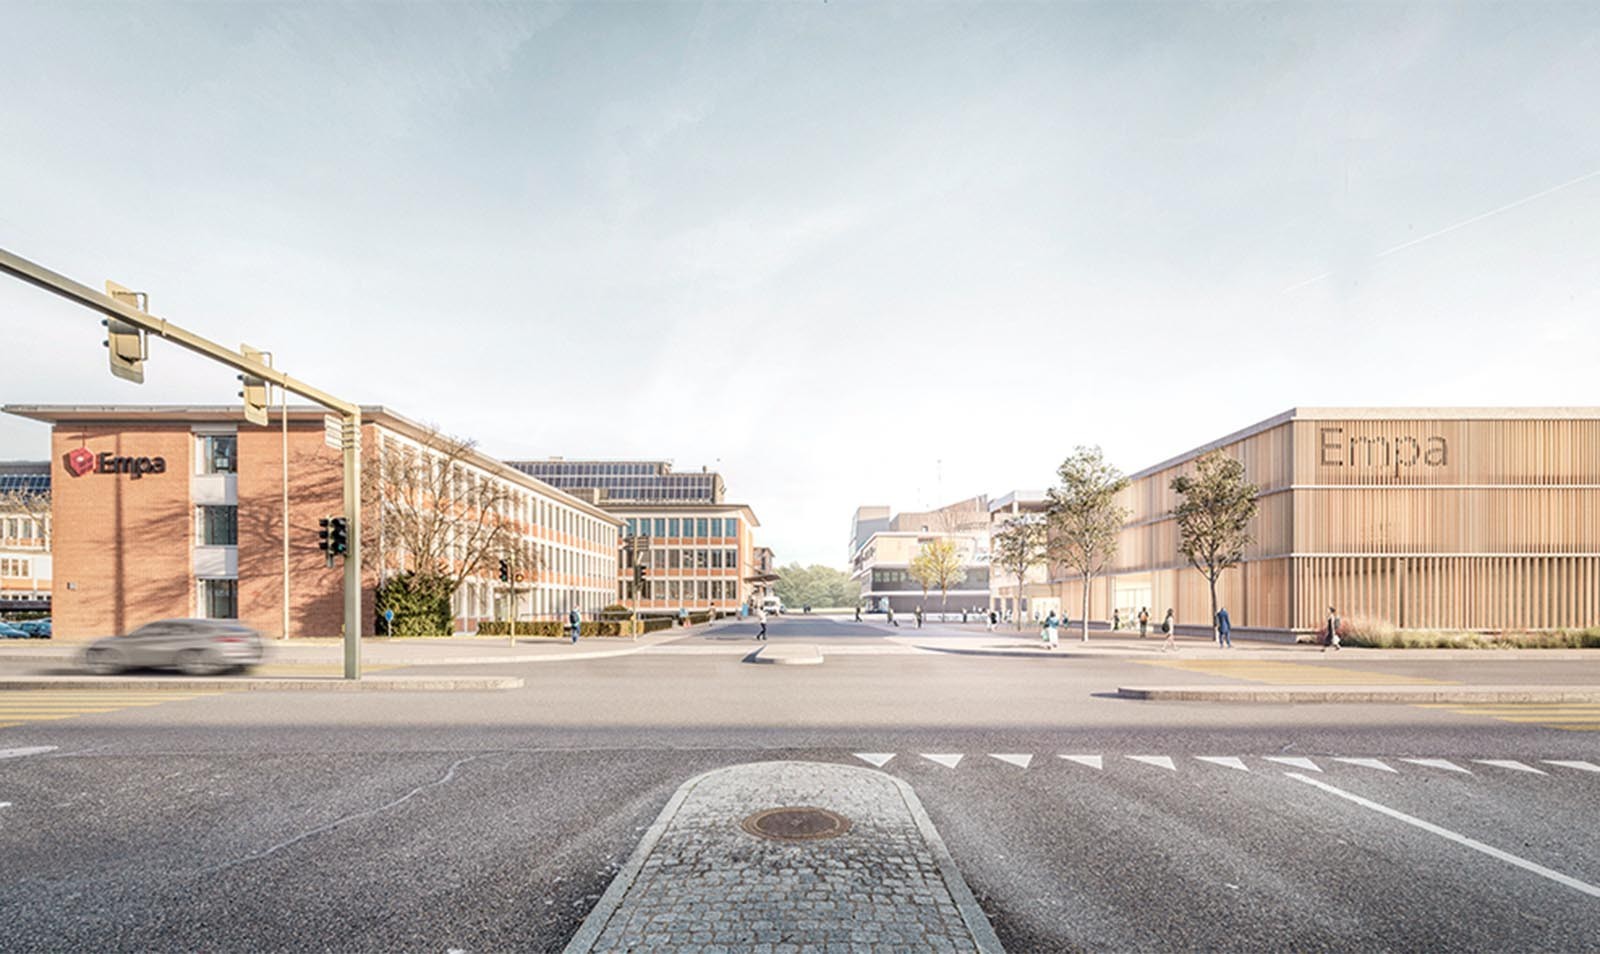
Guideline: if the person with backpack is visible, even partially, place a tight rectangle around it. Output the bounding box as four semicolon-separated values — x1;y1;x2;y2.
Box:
567;605;582;644
1138;607;1150;639
1323;606;1342;652
1160;608;1177;651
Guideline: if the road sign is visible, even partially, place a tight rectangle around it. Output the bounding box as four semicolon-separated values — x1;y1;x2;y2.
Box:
384;609;395;622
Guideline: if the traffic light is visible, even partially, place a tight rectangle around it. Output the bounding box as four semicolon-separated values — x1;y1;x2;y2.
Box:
498;559;509;583
238;344;269;427
329;517;348;555
318;517;332;553
103;281;148;384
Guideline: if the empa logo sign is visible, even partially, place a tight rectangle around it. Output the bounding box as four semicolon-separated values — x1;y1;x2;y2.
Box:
64;447;168;479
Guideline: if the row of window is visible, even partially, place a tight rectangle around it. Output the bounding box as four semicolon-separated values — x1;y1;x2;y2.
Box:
0;517;47;541
1;557;33;578
621;579;741;602
635;548;741;572
624;517;739;539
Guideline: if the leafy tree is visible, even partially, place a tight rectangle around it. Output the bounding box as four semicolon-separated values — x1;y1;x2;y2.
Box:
908;538;967;617
1171;450;1259;643
374;572;454;637
1048;446;1130;642
990;515;1048;631
771;564;859;610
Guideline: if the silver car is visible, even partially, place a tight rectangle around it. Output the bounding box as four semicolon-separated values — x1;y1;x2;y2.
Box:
84;619;265;676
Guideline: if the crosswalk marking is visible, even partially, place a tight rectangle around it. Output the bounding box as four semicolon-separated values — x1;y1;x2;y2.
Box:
1195;756;1249;772
1473;759;1543;774
1333;757;1397;773
1059;755;1102;770
853;753;895;767
1543;760;1600;773
0;690;218;728
990;754;1033;769
0;745;57;760
1140;659;1448;686
1127;755;1176;771
1263;756;1321;772
1417;702;1600;731
1402;758;1471;774
921;754;963;768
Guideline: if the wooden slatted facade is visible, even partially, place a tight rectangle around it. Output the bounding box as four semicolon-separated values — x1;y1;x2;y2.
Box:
1051;409;1600;635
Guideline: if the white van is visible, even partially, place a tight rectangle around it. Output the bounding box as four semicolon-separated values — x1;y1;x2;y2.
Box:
760;596;783;616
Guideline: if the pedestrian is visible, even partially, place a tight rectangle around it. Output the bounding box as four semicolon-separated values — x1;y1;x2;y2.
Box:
1043;610;1060;650
678;606;688;627
1138;607;1150;639
1216;606;1232;648
854;604;862;622
757;605;768;641
1322;605;1342;652
1112;609;1122;632
887;605;899;628
915;606;924;629
987;608;997;632
1160;608;1176;651
568;605;582;644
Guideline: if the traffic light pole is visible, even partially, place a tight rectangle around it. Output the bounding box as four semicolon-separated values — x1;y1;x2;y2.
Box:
0;248;366;680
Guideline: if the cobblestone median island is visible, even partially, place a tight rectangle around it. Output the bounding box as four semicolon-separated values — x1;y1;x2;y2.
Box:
569;761;1000;953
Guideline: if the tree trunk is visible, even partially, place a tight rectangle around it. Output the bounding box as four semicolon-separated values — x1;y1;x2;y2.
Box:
1016;573;1026;631
1081;574;1091;642
1208;570;1220;645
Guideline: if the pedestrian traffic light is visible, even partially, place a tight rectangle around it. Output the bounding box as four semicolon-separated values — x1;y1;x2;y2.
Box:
329;516;348;556
318;517;332;552
102;281;148;384
498;559;509;583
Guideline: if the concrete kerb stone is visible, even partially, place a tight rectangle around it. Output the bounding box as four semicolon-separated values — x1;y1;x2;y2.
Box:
751;643;825;666
0;675;523;692
1118;684;1600;704
564;760;1005;954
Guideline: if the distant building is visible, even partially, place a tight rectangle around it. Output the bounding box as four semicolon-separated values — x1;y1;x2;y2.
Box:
0;461;51;612
988;490;1052;621
849;496;991;615
506;458;765;613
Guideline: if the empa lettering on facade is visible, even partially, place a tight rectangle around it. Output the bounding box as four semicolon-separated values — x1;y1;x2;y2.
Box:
1319;426;1448;477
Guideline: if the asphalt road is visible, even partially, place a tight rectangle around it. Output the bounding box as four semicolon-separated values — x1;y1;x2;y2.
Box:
2;618;1597;952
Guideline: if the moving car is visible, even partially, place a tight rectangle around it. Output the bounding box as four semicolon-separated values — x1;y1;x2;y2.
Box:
83;619;265;675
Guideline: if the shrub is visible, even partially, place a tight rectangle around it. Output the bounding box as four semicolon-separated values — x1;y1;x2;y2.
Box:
1335;619;1600;649
375;572;454;637
476;620;633;637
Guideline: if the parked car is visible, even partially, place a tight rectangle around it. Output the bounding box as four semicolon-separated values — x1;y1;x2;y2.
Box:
83;619;264;675
17;619;50;638
0;622;29;639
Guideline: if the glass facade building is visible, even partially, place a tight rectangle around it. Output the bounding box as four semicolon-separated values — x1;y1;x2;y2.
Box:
505;460;723;504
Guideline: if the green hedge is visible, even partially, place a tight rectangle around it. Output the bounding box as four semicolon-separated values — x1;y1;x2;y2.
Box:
476;620;632;637
375;572;454;636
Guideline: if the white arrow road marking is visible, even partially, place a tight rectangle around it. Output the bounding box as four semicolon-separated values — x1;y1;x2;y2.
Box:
1543;759;1600;773
1333;758;1397;773
1474;759;1544;775
921;754;964;769
990;754;1033;769
1195;757;1249;772
1058;755;1103;770
1403;758;1471;774
1284;772;1600;898
0;746;57;760
853;753;895;768
1263;756;1320;772
1127;755;1176;771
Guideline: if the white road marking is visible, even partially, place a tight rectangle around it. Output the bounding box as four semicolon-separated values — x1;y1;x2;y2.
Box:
1283;771;1600;898
1403;758;1471;775
1543;759;1600;773
1263;756;1320;772
1333;758;1397;773
1195;756;1249;772
921;754;964;769
1058;755;1103;770
0;745;58;760
853;753;895;768
1473;759;1545;775
1127;755;1176;771
990;754;1033;769
0;801;11;809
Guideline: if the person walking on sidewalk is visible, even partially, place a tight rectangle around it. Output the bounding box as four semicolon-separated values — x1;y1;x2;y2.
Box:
1112;609;1122;632
1043;610;1060;650
757;606;768;641
987;608;997;632
914;606;924;629
886;605;899;627
1160;608;1177;651
854;604;862;622
1216;606;1233;648
1322;606;1342;652
1138;607;1150;639
567;605;582;644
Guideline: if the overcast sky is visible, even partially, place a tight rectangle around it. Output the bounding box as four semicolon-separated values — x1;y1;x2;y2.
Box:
3;1;1598;567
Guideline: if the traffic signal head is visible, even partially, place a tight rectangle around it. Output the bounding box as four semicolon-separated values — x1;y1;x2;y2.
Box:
318;517;332;552
498;559;509;582
238;344;269;427
103;281;148;384
329;517;349;555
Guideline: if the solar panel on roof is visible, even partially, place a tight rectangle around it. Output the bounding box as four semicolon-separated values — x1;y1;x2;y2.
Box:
0;475;50;494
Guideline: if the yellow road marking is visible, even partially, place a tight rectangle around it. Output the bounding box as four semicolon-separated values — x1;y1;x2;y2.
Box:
1416;702;1600;731
0;691;221;728
1139;659;1449;686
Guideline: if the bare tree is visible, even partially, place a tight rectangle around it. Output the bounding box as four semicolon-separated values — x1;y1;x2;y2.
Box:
990;515;1047;631
908;538;968;618
1171;450;1259;644
1048;446;1130;642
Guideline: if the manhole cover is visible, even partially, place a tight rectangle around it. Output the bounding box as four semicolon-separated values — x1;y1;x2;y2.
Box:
740;806;852;842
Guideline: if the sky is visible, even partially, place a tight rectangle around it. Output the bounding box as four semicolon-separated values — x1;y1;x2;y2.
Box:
2;1;1598;568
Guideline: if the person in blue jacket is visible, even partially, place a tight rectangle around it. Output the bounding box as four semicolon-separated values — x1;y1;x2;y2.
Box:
1215;606;1232;648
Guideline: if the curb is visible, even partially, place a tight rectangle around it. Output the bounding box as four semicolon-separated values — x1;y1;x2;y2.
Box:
1117;684;1600;703
751;644;825;666
0;675;523;692
563;761;1005;954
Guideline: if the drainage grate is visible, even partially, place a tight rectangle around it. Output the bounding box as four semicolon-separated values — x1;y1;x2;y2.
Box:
740;806;852;842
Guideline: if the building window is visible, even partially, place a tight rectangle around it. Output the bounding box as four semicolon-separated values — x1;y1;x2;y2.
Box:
710;518;723;537
201;434;237;474
200;579;238;619
696;518;708;537
654;518;666;536
0;558;29;578
726;517;738;538
199;506;238;546
669;518;680;537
